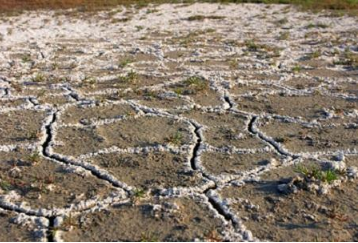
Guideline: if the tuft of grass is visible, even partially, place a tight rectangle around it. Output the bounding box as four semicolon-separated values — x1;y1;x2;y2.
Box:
294;164;339;184
61;213;79;230
275;137;291;143
187;15;225;21
0;179;12;191
118;58;133;68
28;131;41;140
305;22;329;29
245;39;261;52
292;65;302;73
132;188;146;199
183;76;209;93
21;54;32;63
276;17;288;25
278;31;290;40
140;232;159;242
28;152;41;164
32;73;46;83
119;70;138;84
166;131;183;145
308;49;322;59
334;50;358;68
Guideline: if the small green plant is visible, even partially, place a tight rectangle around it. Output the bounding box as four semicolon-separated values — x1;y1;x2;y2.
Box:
83;77;97;87
119;58;133;68
28;152;41;164
21;55;32;63
32;73;45;83
245;40;260;52
292;65;302;73
306;22;329;29
278;31;290;40
183;76;209;94
111;17;130;23
37;90;46;98
166;131;183;146
49;228;59;239
140;232;159;242
309;50;322;59
173;87;184;95
61;213;79;230
143;89;157;99
294;164;339;184
28;131;40;140
135;25;144;31
132;188;146;200
187;15;224;21
275;137;291;143
0;179;12;191
146;8;159;14
229;59;238;69
119;70;138;84
294;164;321;179
276;17;288;25
334;50;358;68
321;169;339;183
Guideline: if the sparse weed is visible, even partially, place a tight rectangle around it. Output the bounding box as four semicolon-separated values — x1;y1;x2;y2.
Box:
21;54;32;63
133;188;146;199
187;15;224;21
84;77;97;86
205;230;223;242
275;136;292;144
111;17;130;23
28;131;41;140
49;228;59;239
276;17;288;25
166;131;183;146
119;58;133;68
229;59;238;69
306;22;329;29
119;70;138;84
37;90;46;98
28;152;41;164
146;8;159;14
140;232;159;242
309;50;322;59
61;213;79;230
294;164;339;184
183;76;209;94
334;50;358;68
292;65;302;73
0;179;12;191
278;31;290;40
245;40;260;52
142;89;157;99
173;87;184;96
32;73;46;83
136;25;144;31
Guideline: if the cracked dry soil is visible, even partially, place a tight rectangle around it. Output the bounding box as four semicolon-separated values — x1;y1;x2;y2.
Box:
0;2;358;242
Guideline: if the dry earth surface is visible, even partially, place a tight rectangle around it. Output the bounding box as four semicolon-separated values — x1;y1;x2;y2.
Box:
0;2;358;242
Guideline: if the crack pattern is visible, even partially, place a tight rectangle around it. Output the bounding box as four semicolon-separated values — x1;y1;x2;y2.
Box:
0;2;357;242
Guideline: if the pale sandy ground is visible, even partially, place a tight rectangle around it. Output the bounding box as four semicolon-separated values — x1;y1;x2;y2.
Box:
0;3;358;241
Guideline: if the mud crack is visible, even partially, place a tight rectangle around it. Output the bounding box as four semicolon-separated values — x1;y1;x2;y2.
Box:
248;116;295;158
189;124;201;171
41;111;130;193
